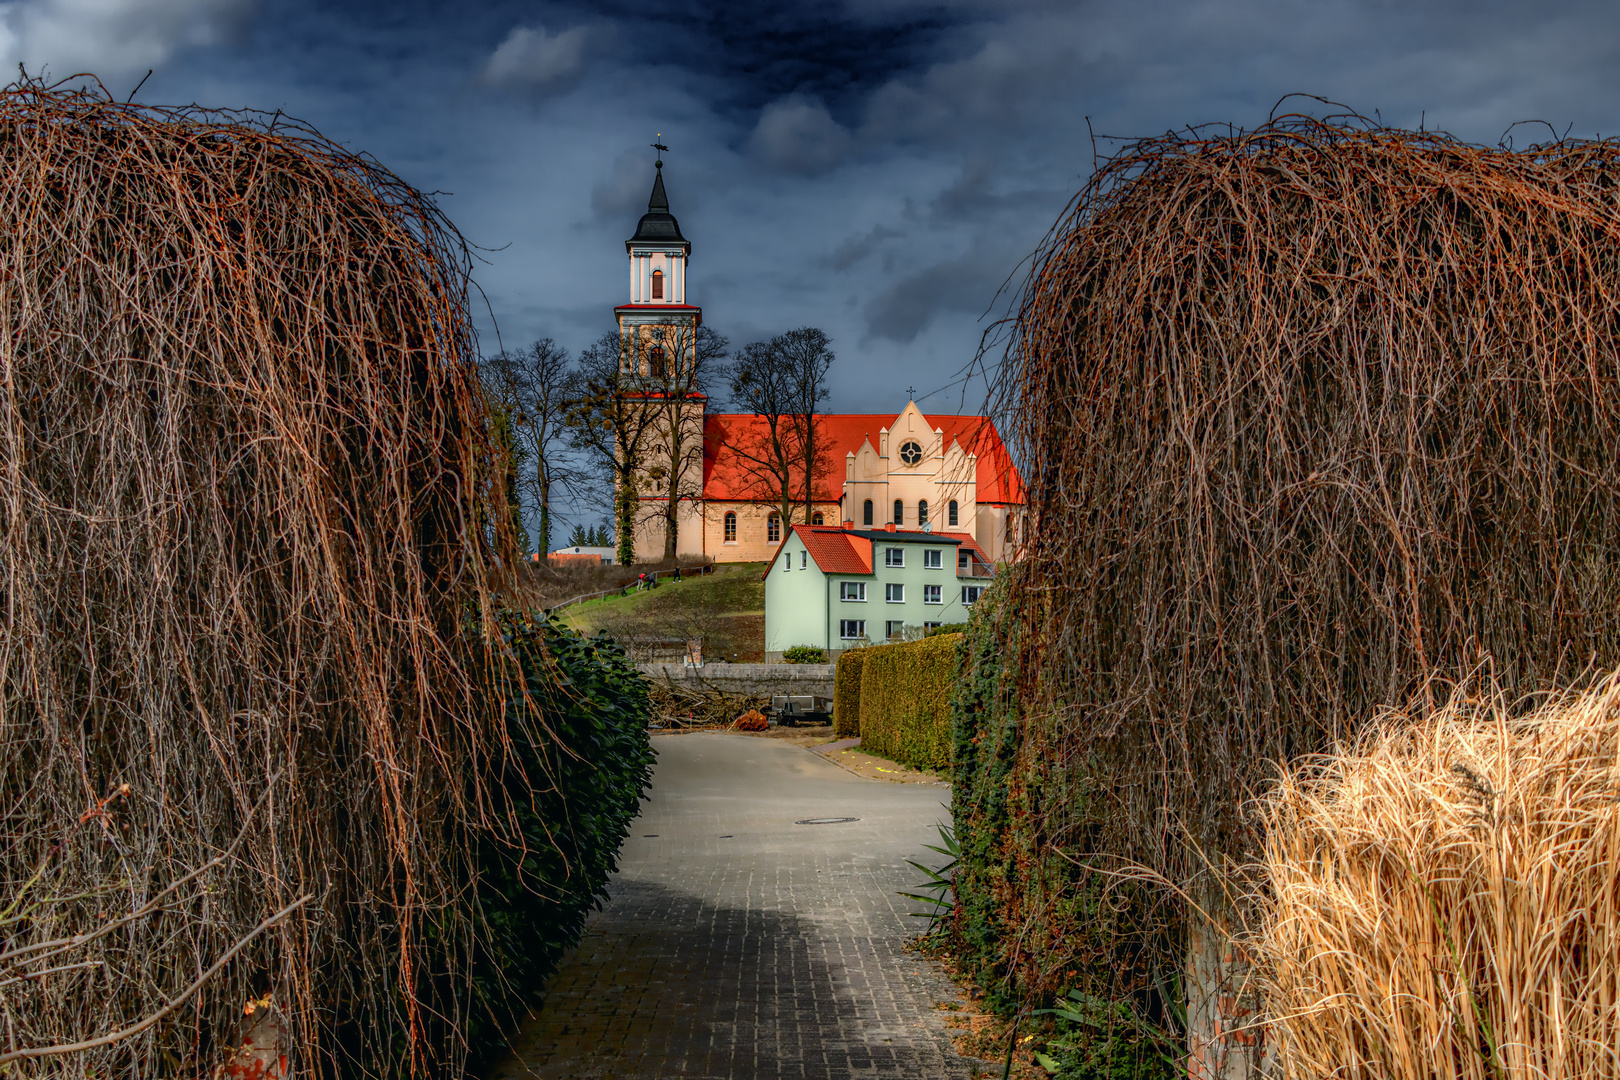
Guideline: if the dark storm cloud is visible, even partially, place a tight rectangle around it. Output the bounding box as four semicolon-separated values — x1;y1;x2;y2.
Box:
20;0;1620;518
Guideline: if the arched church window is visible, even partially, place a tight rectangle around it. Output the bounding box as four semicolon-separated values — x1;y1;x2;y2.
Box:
767;513;781;543
724;512;737;542
893;499;904;525
863;500;873;526
948;500;959;527
651;269;664;299
812;512;824;525
918;500;928;526
648;346;666;378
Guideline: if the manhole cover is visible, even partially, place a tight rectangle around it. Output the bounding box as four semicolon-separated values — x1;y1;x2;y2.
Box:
795;817;860;825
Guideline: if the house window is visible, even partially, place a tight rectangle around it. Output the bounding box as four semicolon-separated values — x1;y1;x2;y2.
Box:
962;585;984;605
648;346;666;378
813;512;824;525
924;585;942;604
885;547;904;567
800;550;807;569
885;583;904;603
923;621;942;630
899;440;922;466
767;513;781;542
863;500;874;526
886;620;905;639
651;268;664;299
840;619;866;639
893;499;904;525
724;512;737;542
840;581;866;601
918;499;929;526
924;549;942;569
948;500;959;527
958;549;971;570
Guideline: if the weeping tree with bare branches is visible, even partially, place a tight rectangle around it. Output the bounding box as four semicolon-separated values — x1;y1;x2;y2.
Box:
0;78;534;1079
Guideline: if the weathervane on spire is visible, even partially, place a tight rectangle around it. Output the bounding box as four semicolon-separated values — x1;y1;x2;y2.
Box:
652;134;669;167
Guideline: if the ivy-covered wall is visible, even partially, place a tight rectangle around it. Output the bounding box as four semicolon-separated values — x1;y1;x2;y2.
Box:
947;583;1182;1077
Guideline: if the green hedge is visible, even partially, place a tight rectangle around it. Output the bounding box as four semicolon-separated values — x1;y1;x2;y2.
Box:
464;612;655;1071
857;634;963;770
834;648;866;736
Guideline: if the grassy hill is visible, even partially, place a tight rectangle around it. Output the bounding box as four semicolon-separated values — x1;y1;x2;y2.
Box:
561;562;766;662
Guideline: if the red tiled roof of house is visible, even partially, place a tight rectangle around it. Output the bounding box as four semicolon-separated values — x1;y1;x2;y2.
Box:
702;413;1025;505
762;525;992;579
762;525;874;579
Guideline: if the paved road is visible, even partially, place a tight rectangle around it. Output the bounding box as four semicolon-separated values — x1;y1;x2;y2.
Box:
490;731;979;1080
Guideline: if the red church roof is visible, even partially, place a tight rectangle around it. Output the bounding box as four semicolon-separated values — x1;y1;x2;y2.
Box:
701;413;1024;504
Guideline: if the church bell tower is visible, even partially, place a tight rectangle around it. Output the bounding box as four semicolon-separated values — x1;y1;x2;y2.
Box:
615;144;707;563
615;144;701;375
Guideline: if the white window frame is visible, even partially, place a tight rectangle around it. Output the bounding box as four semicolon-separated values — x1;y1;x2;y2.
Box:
923;549;942;569
885;583;905;603
886;620;905;639
840;581;867;602
839;619;866;639
800;550;807;569
923;621;942;630
923;584;941;605
885;547;904;567
962;585;984;605
958;549;971;570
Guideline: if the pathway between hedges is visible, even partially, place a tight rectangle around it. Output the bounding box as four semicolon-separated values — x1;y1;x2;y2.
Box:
489;731;980;1080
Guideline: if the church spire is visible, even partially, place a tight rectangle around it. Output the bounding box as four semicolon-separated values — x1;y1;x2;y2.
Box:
647;160;669;214
628;143;687;247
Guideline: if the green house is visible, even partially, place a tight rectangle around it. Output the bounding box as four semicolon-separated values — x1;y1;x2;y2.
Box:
762;524;995;659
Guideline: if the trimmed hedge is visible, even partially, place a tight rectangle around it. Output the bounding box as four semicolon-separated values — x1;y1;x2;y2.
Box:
857;634;963;770
464;613;655;1071
834;648;866;736
783;644;826;664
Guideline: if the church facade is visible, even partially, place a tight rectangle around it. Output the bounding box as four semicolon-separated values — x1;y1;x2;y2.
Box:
613;157;1025;565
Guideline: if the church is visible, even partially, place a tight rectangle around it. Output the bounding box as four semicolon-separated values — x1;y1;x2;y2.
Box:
613;154;1025;565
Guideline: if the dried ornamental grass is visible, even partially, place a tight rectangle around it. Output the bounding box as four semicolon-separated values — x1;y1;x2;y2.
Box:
1259;678;1620;1080
0;79;524;1077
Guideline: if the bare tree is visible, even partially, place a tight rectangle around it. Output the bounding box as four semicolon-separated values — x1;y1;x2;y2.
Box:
567;332;663;566
775;328;835;525
481;339;584;556
726;338;800;532
726;327;837;531
641;323;726;560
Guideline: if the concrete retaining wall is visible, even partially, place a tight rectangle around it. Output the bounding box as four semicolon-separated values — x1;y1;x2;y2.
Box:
637;662;836;698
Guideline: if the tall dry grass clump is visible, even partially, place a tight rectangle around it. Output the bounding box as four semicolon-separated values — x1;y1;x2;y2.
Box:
0;79;521;1077
1260;679;1620;1079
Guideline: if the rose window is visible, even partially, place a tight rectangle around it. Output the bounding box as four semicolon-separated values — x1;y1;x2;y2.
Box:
899;440;922;466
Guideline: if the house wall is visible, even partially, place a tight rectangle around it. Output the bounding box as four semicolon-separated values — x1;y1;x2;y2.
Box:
765;536;989;654
763;532;829;652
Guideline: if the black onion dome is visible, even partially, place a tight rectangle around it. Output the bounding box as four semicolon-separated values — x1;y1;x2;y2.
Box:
629;162;688;246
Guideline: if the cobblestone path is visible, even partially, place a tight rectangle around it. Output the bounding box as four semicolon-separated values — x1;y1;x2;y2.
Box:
490;731;980;1080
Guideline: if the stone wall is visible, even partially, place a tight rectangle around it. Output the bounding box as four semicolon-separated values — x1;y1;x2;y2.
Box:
637;662;836;698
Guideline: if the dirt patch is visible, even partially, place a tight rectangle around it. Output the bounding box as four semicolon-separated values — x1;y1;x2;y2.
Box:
813;742;948;785
917;946;1051;1079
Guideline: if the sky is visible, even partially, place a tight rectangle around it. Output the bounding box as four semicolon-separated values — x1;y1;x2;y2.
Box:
7;0;1620;513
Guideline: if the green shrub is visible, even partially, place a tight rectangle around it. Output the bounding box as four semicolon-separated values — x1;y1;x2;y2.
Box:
834;648;866;737
782;644;826;664
858;634;962;770
925;622;969;637
464;612;655;1071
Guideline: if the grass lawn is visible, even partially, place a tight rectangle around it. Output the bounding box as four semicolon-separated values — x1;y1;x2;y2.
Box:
562;562;766;661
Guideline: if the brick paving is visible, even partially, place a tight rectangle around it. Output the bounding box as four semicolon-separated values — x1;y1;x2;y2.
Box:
490;731;980;1080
